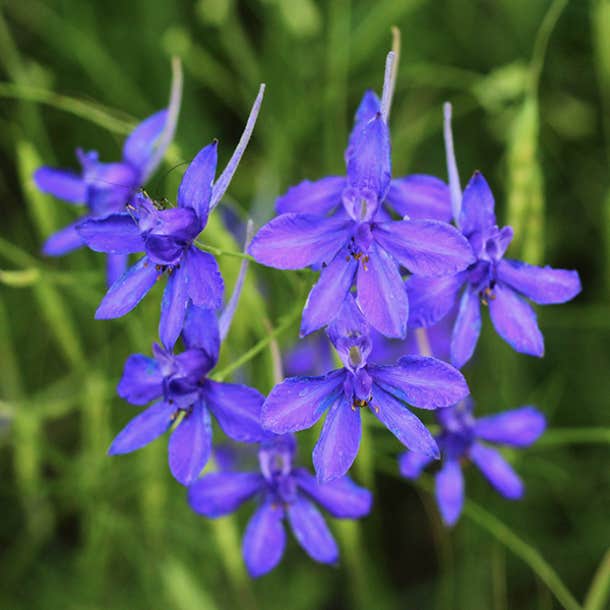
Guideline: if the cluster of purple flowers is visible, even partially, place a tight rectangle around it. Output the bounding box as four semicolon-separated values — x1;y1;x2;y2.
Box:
35;50;580;577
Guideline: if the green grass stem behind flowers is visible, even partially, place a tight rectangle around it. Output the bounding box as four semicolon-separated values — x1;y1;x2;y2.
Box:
0;1;608;609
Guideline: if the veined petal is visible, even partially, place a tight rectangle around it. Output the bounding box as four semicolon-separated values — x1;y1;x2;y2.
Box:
185;247;224;309
203;380;266;442
42;221;84;256
451;286;481;368
469;442;523;499
370;356;469;409
293;469;372;518
168;401;212;485
276;177;346;215
261;370;346;434
159;263;189;351
77;213;144;254
374;220;474;276
188;472;265;517
459;171;496;236
435;459;464;526
406;274;465;328
474;406;546;447
117;354;163;405
85;162;138;216
287;496;339;564
497;259;581;305
354;90;381;124
371;384;439;456
106;254;129;287
243;500;286;578
313;396;361;483
177;142;218;224
385;175;452;221
34;167;86;203
398;451;434;479
489;284;544;357
249;213;350;269
356;243;408;338
183;305;220;362
122;110;168;173
95;257;159;319
300;252;357;336
107;400;173;455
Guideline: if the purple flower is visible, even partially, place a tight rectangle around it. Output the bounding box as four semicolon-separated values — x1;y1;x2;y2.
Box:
399;399;546;526
188;434;372;577
108;307;267;485
34;66;182;285
407;106;581;368
261;297;469;482
249;92;474;339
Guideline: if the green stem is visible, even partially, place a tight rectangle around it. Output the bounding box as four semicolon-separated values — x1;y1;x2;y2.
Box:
584;548;610;610
535;428;610;447
194;240;256;262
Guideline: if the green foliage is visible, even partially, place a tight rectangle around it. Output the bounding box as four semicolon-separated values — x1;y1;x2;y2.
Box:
0;1;608;609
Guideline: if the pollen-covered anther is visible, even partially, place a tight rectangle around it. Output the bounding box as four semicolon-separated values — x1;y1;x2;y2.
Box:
351;398;370;410
480;286;495;306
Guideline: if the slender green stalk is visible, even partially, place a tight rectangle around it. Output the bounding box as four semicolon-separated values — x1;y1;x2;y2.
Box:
584;548;610;610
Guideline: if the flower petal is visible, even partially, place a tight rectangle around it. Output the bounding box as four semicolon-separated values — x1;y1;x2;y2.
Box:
249;213;350;269
188;472;265;517
371;384;439;456
370;356;469;409
243;501;286;578
85;162;138;216
159;263;189;351
185;247;224;309
293;469;372;518
183;305;220;361
474;406;546;447
107;400;173;455
168;402;212;485
106;254;129;287
356;243;408;338
497;259;581;305
287;496;338;564
398;451;434;479
313;396;361;483
300;252;357;336
95;257;159;319
203;380;266;442
374;220;474;276
34;167;86;203
489;283;544;357
450;286;481;368
435;459;464;526
458;171;496;236
385;175;452;221
77;213;143;254
276;176;346;215
406;273;465;328
122;110;168;173
117;354;163;405
42;221;84;256
177;142;218;224
469;442;523;499
261;370;346;434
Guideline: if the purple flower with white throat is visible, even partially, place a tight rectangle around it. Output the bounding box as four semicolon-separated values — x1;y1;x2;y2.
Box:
34;60;183;285
108;307;266;485
261;297;469;483
399;399;546;526
406;105;581;368
249;98;473;339
77;86;265;350
188;434;372;578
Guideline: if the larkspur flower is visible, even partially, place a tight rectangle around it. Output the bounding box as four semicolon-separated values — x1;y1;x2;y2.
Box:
77;86;265;349
107;306;266;485
34;61;183;285
249;60;474;340
261;296;469;482
406;106;581;368
399;399;546;526
188;434;372;577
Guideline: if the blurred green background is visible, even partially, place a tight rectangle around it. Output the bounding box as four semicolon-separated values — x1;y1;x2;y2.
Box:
0;0;609;608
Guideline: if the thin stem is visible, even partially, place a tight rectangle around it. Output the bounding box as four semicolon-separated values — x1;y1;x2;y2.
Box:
443;102;462;223
534;427;610;447
194;240;255;262
584;548;610;610
210;84;265;211
380;51;396;123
